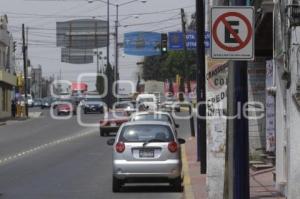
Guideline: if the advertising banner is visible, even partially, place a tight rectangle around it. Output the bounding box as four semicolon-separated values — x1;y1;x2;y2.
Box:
266;60;275;152
124;32;161;56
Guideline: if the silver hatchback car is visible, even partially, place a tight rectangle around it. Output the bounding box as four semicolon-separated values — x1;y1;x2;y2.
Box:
107;121;185;192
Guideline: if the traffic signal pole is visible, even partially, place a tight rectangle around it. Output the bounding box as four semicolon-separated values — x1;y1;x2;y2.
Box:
181;8;195;137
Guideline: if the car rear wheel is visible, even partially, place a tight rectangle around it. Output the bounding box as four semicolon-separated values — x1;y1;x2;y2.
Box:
170;177;183;192
112;177;122;192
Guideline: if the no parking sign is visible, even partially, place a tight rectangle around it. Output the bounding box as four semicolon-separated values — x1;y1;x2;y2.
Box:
211;7;254;60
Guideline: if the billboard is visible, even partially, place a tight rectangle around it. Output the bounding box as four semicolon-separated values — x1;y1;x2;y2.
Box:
61;48;94;64
168;31;210;50
57;19;107;49
124;32;161;56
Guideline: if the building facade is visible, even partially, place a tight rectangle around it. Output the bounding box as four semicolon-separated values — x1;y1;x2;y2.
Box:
0;15;17;119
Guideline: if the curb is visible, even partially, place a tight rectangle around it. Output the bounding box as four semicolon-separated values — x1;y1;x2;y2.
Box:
0;122;6;126
182;145;195;199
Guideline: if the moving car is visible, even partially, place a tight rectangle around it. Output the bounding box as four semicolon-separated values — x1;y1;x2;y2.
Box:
114;101;137;115
41;97;52;109
130;111;180;129
56;98;77;116
107;121;185;192
99;111;129;136
81;96;104;114
160;98;180;112
136;94;158;111
33;98;42;107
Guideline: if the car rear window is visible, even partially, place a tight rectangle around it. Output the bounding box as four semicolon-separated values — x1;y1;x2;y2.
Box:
119;124;174;142
132;114;172;124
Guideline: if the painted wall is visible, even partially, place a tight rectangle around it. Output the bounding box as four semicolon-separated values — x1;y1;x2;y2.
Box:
285;27;300;198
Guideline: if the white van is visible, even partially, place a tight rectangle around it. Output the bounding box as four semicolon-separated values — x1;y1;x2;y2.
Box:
136;94;157;111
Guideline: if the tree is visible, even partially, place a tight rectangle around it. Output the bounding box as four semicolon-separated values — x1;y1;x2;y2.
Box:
96;64;116;109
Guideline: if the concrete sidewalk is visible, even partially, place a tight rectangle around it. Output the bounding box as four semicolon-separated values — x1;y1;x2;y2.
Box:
182;137;283;199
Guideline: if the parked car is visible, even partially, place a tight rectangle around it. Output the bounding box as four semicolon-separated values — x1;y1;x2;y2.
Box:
22;94;33;107
99;111;129;136
107;121;185;192
56;98;77;116
81;96;104;114
130;111;180;129
160;98;180;112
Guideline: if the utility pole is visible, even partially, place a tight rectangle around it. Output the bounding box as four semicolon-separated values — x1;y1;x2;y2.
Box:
115;4;119;99
181;8;195;137
226;0;250;197
22;24;28;117
195;0;207;173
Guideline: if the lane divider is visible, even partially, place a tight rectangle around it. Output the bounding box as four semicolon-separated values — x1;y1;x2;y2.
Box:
182;145;195;199
0;128;97;167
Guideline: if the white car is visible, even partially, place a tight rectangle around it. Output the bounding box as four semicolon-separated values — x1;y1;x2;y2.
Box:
136;94;158;111
107;121;185;192
22;94;33;107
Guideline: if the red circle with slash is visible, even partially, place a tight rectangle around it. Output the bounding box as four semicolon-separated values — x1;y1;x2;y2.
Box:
212;12;252;52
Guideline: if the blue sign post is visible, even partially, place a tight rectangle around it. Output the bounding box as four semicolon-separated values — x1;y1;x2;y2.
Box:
124;32;161;56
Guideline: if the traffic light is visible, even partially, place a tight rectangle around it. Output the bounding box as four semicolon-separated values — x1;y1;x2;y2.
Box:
161;33;168;55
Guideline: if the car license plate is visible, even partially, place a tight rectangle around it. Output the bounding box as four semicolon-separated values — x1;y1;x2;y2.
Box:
139;149;154;158
110;122;117;127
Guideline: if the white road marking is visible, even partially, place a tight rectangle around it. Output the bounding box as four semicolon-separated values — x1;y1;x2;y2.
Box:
0;128;97;166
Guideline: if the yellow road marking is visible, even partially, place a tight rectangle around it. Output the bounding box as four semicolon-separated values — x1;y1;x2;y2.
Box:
182;145;195;199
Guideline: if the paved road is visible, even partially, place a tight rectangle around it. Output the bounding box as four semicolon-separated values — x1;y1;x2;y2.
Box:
0;108;193;199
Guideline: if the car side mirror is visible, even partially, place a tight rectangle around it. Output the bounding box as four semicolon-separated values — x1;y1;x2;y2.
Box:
178;138;185;144
107;139;115;146
175;124;180;128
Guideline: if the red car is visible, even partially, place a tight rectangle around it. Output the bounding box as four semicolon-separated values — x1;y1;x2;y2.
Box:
56;99;77;116
99;111;129;136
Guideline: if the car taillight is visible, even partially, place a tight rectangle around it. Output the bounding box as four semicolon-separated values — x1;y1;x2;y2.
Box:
168;141;178;153
115;142;125;153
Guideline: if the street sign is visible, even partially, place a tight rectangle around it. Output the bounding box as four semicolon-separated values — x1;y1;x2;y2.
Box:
168;32;197;50
211;7;254;60
169;31;211;50
124;32;161;56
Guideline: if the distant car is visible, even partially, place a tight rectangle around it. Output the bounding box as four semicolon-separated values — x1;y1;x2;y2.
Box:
33;98;42;107
114;101;137;115
130;111;179;129
160;98;180;112
106;121;185;192
22;94;33;107
136;94;158;111
41;98;52;109
56;98;77;116
81;97;104;114
99;111;129;136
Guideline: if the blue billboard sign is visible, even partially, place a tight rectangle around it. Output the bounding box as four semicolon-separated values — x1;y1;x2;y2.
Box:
205;31;210;48
124;32;161;56
168;31;210;50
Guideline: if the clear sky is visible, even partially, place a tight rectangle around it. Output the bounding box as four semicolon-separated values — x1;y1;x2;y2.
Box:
1;0;195;91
